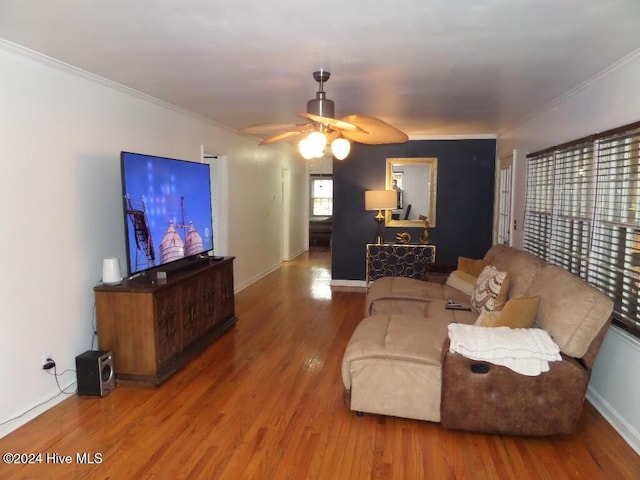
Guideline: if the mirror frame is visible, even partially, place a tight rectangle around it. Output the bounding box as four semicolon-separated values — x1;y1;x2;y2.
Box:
385;157;438;228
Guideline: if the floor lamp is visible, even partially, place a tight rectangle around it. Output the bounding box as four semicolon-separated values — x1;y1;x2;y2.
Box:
365;190;397;244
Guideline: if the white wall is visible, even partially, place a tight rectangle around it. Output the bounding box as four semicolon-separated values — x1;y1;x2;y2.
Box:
498;49;640;454
0;41;307;437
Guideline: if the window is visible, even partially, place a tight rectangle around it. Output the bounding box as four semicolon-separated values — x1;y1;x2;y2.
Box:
523;121;640;337
310;176;333;217
589;128;640;335
548;140;594;276
524;152;554;260
497;164;512;245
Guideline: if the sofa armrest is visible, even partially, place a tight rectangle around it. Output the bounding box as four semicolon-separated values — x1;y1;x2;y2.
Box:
440;338;591;436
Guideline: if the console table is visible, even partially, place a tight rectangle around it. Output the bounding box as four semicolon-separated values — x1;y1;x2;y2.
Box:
94;257;237;386
366;243;436;285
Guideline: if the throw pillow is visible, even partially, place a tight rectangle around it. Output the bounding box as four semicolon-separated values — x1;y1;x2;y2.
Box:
470;265;510;313
475;296;540;328
458;256;490;278
445;270;478;296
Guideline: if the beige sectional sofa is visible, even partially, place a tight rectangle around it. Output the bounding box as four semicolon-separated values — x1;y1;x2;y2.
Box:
341;244;613;435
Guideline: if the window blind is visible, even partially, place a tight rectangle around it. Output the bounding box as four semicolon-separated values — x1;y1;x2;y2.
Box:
588;127;640;335
548;140;594;277
523;152;554;260
524;122;640;337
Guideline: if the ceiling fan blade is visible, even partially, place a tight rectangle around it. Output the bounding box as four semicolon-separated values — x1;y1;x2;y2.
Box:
243;72;407;150
260;130;307;145
240;122;316;136
339;114;409;144
298;112;366;133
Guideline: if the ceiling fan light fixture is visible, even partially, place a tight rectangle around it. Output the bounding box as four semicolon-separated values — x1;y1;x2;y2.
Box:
299;137;315;159
242;70;408;157
299;131;327;159
331;137;351;160
309;131;328;157
308;131;327;151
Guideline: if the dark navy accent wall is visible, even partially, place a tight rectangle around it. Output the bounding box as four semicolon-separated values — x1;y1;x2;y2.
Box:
331;139;497;281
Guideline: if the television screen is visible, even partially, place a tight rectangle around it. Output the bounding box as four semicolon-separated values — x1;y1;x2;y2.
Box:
120;151;214;276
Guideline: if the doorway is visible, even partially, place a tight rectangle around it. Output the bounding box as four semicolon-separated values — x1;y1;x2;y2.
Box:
309;174;333;247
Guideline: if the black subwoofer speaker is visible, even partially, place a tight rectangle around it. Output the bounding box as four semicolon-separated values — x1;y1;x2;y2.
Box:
75;350;115;396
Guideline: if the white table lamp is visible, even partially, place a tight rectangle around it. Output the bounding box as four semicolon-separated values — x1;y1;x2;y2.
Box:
365;190;397;244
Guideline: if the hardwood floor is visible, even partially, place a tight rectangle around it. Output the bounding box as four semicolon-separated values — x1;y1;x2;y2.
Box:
1;247;638;479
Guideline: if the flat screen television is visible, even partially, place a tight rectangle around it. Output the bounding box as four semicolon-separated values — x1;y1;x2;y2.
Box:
120;151;214;277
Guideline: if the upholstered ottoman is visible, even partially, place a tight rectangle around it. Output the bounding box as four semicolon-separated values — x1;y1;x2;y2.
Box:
341;314;451;422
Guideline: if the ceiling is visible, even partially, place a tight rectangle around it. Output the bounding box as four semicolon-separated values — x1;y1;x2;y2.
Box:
2;0;640;139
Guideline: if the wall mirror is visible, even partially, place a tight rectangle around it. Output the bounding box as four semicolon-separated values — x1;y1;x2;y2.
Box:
385;157;438;227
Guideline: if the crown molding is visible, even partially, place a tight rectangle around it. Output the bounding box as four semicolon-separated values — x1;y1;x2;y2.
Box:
0;38;236;133
409;134;497;140
498;47;640;136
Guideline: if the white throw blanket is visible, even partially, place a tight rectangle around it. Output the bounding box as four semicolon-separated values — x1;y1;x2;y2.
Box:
448;323;562;376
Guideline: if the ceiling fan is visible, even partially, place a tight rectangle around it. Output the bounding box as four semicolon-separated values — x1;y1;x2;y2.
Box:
239;70;409;160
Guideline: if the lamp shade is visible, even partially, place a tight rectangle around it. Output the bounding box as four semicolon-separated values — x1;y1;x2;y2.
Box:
299;137;315;159
299;131;327;159
365;190;397;211
331;137;351;160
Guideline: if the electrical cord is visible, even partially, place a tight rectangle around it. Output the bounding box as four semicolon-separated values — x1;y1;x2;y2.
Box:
4;288;103;426
0;392;67;426
91;301;97;350
0;367;76;426
3;294;97;427
46;364;78;395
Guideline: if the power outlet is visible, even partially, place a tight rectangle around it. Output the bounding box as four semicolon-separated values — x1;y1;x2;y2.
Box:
42;353;52;367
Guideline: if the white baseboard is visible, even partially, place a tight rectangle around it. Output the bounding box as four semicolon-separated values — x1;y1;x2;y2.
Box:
587;386;640;455
0;380;76;439
330;279;367;289
233;248;308;293
234;263;282;293
287;247;307;261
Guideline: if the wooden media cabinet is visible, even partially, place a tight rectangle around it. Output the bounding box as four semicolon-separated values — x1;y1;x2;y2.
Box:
94;257;237;386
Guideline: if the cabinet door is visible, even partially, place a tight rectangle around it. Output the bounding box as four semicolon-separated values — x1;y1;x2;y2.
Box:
200;268;218;331
154;287;181;365
180;277;203;347
217;261;235;323
200;262;235;329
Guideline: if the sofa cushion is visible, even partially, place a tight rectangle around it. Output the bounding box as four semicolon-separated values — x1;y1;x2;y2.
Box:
484;245;544;298
470;266;510;313
366;276;445;316
503;251;545;298
444;270;477;296
483;244;515;266
527;265;613;358
475;296;540;328
458;256;490;277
